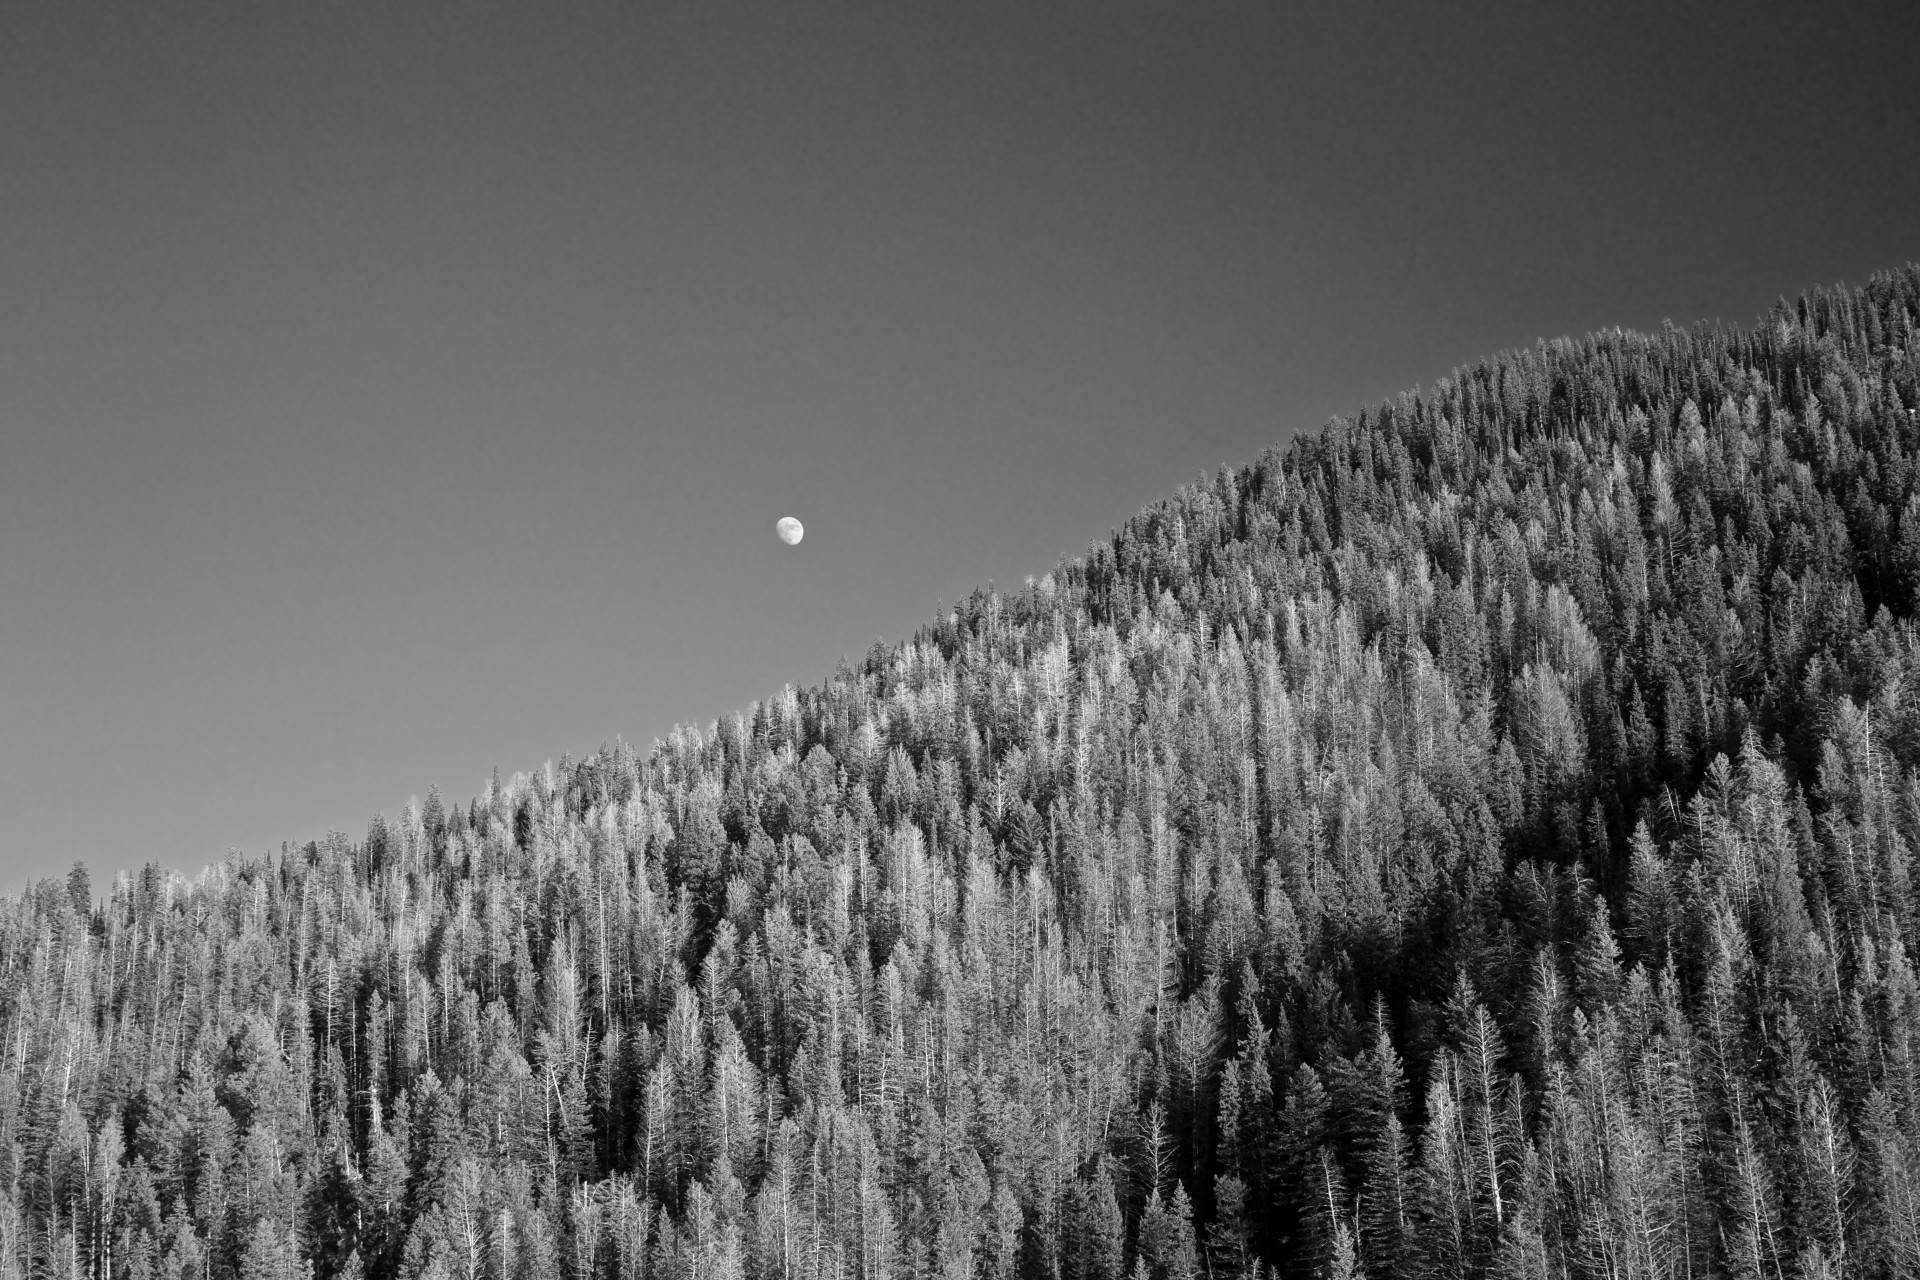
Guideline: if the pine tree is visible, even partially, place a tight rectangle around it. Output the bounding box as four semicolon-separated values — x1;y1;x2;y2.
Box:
1276;1065;1335;1274
7;265;1920;1280
1135;1184;1200;1280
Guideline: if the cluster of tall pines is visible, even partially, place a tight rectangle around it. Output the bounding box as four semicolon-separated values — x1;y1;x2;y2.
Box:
8;267;1920;1280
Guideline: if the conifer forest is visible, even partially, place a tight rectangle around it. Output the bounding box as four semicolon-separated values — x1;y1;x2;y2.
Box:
13;266;1920;1280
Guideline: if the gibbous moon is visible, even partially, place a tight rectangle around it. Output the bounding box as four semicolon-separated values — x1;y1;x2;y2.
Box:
776;516;804;546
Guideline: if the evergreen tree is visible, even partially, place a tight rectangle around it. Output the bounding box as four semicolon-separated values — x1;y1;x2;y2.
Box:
3;265;1919;1279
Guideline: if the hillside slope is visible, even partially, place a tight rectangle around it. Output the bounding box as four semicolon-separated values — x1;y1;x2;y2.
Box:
6;267;1920;1280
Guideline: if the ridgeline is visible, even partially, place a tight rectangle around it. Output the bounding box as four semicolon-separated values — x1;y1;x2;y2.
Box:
8;267;1920;1280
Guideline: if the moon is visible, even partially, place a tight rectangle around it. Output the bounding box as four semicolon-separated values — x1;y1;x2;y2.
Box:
776;516;804;546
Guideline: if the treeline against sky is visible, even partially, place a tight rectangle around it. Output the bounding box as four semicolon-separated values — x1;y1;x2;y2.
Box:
6;267;1920;1280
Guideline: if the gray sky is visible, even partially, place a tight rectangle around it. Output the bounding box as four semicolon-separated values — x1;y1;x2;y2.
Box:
3;0;1917;891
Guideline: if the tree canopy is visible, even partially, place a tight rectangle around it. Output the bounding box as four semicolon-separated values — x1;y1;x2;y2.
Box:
7;266;1920;1280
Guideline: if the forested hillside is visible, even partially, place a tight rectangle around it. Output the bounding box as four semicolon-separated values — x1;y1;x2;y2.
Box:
8;267;1920;1280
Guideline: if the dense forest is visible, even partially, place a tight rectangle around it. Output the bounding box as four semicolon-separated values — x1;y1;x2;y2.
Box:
8;267;1920;1280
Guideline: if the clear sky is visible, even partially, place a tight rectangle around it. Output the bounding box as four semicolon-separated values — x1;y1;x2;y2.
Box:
3;0;1917;892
